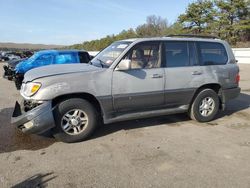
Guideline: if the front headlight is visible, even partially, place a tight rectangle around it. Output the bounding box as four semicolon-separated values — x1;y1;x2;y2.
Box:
22;82;41;97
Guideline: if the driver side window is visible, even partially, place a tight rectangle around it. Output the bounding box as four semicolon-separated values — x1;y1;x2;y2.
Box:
123;42;161;69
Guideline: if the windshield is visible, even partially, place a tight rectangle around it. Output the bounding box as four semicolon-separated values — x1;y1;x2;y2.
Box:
90;41;132;67
28;52;41;61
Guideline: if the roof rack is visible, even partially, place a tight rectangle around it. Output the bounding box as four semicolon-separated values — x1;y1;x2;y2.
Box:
166;34;219;39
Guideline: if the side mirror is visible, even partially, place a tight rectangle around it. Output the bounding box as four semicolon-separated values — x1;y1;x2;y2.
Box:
116;59;131;71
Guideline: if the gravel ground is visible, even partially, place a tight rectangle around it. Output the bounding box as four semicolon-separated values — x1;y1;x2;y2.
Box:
0;63;250;188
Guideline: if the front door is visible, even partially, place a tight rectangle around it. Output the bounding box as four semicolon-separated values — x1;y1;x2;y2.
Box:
112;42;165;112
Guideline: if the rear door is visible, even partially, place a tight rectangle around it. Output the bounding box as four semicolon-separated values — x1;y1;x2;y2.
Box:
112;41;165;112
164;41;204;107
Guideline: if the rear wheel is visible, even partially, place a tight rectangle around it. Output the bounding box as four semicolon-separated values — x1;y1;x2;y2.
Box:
52;98;99;143
189;89;219;122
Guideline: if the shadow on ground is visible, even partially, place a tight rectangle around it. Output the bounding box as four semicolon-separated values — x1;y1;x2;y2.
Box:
0;108;55;154
11;172;56;188
93;113;190;139
0;93;249;147
219;93;250;117
93;93;250;139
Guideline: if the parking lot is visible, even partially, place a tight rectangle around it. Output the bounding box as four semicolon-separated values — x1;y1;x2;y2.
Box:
0;63;250;188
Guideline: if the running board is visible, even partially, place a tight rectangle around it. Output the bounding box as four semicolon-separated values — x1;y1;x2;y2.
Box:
104;105;189;124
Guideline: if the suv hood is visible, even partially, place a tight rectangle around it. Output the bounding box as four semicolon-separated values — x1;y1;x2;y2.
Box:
24;64;100;82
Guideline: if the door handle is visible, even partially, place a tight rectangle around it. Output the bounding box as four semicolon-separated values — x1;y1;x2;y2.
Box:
151;74;163;78
191;71;202;75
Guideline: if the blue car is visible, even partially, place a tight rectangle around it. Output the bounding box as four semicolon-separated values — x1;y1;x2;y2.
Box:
12;50;92;89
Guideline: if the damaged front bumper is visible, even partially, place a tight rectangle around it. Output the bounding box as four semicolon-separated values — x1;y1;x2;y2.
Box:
11;100;55;134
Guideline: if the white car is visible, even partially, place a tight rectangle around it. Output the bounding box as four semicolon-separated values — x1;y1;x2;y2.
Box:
6;54;21;61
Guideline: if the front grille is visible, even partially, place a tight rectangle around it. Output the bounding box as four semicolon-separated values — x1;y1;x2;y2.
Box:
23;100;42;112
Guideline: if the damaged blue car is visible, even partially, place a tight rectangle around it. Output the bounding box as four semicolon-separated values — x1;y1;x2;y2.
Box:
5;49;92;89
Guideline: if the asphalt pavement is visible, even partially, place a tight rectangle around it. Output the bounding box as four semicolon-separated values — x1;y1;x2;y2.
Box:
0;63;250;188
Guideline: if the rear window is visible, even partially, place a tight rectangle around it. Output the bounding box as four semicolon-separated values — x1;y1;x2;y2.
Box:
197;42;228;65
78;52;90;63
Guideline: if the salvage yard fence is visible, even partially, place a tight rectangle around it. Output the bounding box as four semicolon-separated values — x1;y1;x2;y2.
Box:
232;48;250;64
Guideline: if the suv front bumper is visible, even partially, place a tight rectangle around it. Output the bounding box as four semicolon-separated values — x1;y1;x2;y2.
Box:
11;100;55;134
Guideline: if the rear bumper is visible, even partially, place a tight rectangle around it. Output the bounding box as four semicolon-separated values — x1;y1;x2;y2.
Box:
11;100;55;134
221;87;241;104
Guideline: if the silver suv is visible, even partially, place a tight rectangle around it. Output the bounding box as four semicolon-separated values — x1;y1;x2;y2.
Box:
11;35;241;142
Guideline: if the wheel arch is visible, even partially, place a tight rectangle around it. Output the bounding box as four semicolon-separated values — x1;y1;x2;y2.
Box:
52;93;103;116
190;83;222;109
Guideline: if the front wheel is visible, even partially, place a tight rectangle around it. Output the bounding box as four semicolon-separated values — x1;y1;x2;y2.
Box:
189;89;219;122
52;98;99;143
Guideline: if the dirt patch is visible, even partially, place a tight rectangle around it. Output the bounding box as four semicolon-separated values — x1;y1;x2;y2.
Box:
242;88;250;92
226;122;250;130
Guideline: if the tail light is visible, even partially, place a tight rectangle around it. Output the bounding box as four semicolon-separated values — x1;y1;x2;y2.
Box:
236;73;240;84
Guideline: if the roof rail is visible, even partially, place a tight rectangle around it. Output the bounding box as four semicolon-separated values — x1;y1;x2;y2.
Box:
166;34;219;39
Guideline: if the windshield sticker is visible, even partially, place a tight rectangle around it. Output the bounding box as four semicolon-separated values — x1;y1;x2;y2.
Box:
117;44;128;49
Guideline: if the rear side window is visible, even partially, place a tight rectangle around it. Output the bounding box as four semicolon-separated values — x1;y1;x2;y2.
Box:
197;42;228;65
78;52;90;63
55;53;78;64
165;41;189;67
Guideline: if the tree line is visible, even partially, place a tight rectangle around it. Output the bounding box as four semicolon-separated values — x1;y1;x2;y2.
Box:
70;0;250;51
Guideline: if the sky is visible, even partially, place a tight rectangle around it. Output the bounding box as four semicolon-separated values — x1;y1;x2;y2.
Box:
0;0;193;45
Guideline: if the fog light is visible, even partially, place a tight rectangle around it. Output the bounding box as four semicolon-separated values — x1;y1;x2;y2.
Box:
24;121;33;129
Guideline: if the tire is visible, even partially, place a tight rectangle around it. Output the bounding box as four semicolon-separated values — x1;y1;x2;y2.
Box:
189;89;219;122
52;98;99;143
